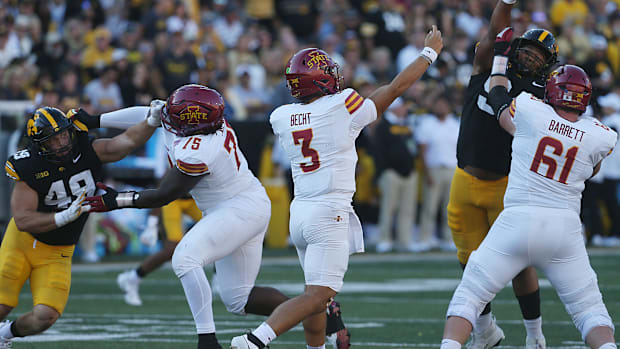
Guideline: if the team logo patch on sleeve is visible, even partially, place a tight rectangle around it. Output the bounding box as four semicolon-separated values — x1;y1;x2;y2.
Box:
5;160;19;181
345;91;364;115
509;99;516;118
176;159;209;175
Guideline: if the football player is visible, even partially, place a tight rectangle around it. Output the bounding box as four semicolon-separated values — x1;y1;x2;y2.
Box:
82;84;297;349
0;104;162;347
446;0;559;346
440;29;617;349
230;26;442;349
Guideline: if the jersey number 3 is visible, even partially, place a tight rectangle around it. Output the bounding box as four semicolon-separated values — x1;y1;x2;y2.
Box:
530;136;579;184
292;129;320;173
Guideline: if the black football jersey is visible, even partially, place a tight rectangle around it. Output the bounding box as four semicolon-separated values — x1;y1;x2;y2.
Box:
5;131;103;245
457;71;546;176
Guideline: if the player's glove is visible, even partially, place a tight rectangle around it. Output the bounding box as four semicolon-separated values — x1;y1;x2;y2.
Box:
146;99;166;127
83;183;138;212
140;215;159;247
54;189;88;227
67;108;101;129
494;27;514;57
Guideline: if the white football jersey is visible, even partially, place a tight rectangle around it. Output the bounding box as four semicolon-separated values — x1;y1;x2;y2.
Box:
505;92;617;213
163;121;262;211
270;88;377;205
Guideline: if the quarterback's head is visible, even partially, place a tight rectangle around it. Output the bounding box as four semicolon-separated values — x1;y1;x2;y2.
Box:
544;64;592;114
285;48;343;102
163;84;225;137
509;28;558;79
27;107;78;164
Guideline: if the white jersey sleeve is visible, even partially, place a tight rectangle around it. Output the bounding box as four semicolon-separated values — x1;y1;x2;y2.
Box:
342;88;377;133
170;136;212;176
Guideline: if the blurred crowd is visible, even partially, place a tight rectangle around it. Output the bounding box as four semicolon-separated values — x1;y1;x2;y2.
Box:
1;0;620;251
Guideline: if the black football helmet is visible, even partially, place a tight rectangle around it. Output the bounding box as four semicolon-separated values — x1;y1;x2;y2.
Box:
26;107;78;163
509;28;559;79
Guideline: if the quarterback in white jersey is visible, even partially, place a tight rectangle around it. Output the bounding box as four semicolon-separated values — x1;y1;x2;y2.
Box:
83;85;295;349
232;26;443;349
439;50;617;348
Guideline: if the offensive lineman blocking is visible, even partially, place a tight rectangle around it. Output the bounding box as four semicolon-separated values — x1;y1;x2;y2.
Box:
440;28;617;349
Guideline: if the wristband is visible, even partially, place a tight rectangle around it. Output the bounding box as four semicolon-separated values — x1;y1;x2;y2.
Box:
420;47;438;65
491;56;509;76
502;0;516;4
117;191;138;207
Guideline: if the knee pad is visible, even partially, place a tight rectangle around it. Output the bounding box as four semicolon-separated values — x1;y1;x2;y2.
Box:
446;252;505;326
219;286;251;315
171;243;201;278
558;277;614;341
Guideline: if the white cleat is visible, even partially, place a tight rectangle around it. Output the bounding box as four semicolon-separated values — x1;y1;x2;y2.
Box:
467;316;505;349
117;270;142;306
0;321;11;349
526;335;546;349
230;334;261;349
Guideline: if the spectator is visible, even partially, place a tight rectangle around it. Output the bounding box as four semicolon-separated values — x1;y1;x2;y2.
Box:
374;97;418;253
229;66;272;120
550;0;590;28
274;0;319;43
213;4;244;49
83;65;123;114
416;95;459;252
0;17;22;69
141;0;173;40
155;31;198;94
58;67;82;111
81;26;115;71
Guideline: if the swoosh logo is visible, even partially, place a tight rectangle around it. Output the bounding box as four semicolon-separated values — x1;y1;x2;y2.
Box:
61;253;71;258
72;154;81;163
532;81;544;88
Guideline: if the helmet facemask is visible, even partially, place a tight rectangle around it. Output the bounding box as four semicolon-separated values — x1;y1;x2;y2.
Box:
35;125;78;163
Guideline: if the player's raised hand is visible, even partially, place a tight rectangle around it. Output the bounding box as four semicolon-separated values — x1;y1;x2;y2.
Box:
146;99;166;127
83;183;137;212
67;108;100;130
424;25;443;55
494;27;514;57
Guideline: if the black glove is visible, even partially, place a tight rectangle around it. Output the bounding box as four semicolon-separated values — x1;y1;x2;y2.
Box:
67;108;101;130
494;27;514;57
83;183;137;212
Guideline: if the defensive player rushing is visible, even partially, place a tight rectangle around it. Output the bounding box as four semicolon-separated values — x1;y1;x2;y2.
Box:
81;84;349;349
230;26;442;349
0;104;162;347
440;29;617;349
446;0;558;346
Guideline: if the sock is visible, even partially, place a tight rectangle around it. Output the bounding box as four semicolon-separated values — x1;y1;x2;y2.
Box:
136;266;147;278
517;288;541;319
0;321;14;339
440;338;462;349
598;343;617;349
307;345;325;349
179;268;215;334
197;333;220;349
474;312;492;333
523;316;543;338
252;322;277;345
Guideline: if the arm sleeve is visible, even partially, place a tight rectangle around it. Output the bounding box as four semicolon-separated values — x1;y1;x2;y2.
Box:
100;106;149;129
347;89;378;133
5;159;20;181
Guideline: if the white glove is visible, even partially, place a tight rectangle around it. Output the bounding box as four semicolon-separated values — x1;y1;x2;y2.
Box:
139;215;159;247
146;99;166;127
54;190;87;227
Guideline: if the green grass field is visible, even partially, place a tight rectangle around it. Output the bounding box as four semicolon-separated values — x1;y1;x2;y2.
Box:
7;249;620;348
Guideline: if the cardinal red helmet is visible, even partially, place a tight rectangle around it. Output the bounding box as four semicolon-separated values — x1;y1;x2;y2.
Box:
544;65;592;114
285;48;343;100
163;84;225;136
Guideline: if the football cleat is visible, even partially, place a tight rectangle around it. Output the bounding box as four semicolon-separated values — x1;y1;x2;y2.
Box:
117;270;142;306
0;321;11;349
326;301;351;349
467;316;504;349
230;334;266;349
525;335;546;349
